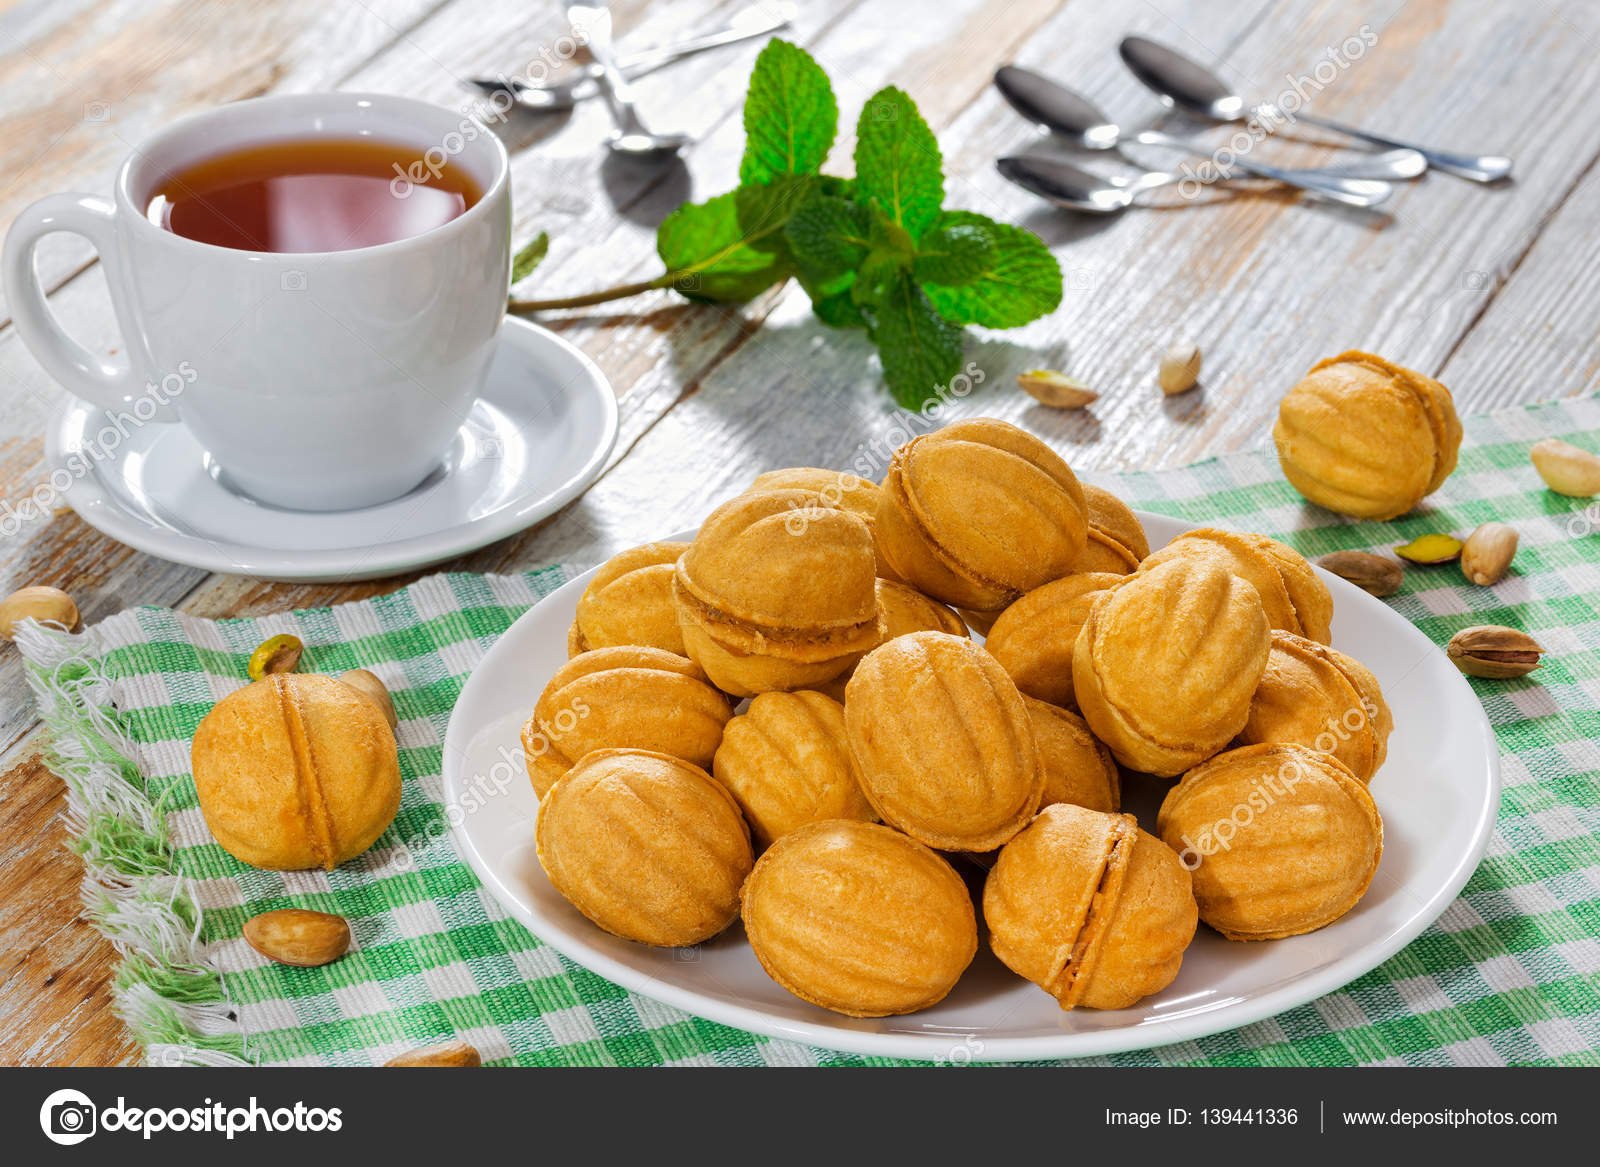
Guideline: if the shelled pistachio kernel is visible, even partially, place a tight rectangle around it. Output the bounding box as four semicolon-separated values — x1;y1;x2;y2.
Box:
1394;533;1463;565
1158;343;1202;395
248;633;304;681
0;586;79;639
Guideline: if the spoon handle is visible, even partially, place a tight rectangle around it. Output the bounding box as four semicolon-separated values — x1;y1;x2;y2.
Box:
1285;111;1512;184
1132;131;1393;207
572;7;653;139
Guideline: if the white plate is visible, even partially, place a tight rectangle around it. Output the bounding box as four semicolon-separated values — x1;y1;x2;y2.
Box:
442;514;1500;1062
44;316;618;582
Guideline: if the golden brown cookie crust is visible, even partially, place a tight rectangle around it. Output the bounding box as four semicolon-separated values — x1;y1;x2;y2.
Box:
536;749;752;947
844;631;1044;851
1156;743;1382;941
191;674;401;871
741;820;976;1016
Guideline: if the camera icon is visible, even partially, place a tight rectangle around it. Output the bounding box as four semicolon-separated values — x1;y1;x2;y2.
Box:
40;1089;97;1145
281;270;308;293
82;101;111;123
1067;267;1094;292
870;100;898;122
1460;269;1489;292
672;945;702;963
477;437;504;460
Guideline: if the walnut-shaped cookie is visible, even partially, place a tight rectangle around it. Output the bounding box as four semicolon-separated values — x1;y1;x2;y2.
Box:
742;820;977;1017
1075;484;1149;574
537;749;752;947
568;541;690;656
747;467;894;578
984;572;1125;709
712;690;875;848
875;418;1088;612
673;488;881;696
1274;350;1463;520
845;631;1044;851
816;578;967;701
522;645;732;797
192;674;401;871
1023;697;1120;814
983;804;1197;1010
1239;631;1393;781
1138;527;1333;643
1073;557;1271;777
1157;743;1382;940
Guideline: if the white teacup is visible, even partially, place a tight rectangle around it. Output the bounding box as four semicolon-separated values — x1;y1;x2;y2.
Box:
2;93;511;512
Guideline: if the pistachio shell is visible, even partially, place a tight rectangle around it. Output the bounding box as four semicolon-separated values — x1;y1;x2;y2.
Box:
1274;351;1462;520
1157;744;1382;941
844;631;1043;852
536;749;752;947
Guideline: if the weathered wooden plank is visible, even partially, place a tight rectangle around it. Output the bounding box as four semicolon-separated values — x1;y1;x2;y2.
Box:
0;747;141;1066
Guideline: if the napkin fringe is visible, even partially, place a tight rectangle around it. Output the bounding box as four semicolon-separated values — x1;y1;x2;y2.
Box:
16;620;248;1067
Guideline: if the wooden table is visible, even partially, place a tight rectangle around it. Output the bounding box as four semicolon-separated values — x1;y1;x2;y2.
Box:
1;0;1594;1066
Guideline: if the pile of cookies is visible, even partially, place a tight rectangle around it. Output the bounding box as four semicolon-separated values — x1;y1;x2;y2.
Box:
526;418;1390;1018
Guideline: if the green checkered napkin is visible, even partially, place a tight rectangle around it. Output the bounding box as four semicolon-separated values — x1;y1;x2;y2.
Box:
19;395;1600;1068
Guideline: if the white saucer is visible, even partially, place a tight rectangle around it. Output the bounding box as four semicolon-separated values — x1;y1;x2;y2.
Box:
45;316;618;582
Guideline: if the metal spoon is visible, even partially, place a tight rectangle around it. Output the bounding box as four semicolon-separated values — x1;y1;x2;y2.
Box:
999;152;1385;213
469;2;795;113
996;64;1405;200
994;66;1393;206
569;5;689;156
1119;35;1512;184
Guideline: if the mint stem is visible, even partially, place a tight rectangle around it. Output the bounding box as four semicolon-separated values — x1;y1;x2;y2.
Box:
508;271;682;312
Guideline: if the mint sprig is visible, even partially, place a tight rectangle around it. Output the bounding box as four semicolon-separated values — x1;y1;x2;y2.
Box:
508;40;1062;409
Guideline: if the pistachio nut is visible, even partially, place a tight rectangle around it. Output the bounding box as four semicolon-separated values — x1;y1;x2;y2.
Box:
248;633;304;681
1530;438;1600;498
1446;625;1545;679
339;667;397;729
1158;343;1202;395
1459;522;1519;587
0;586;80;639
1315;550;1403;598
384;1041;482;1067
243;908;350;967
1017;369;1097;409
1394;533;1463;565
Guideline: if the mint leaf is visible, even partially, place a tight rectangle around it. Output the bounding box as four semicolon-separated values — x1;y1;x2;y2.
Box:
865;273;964;408
786;196;872;278
735;174;816;253
740;40;838;185
854;87;943;240
810;285;866;329
657;189;796;302
850;250;905;307
511;232;549;284
920;211;1061;327
913;222;993;286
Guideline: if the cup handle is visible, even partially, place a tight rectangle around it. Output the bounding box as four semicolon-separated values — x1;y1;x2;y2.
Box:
2;193;177;422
